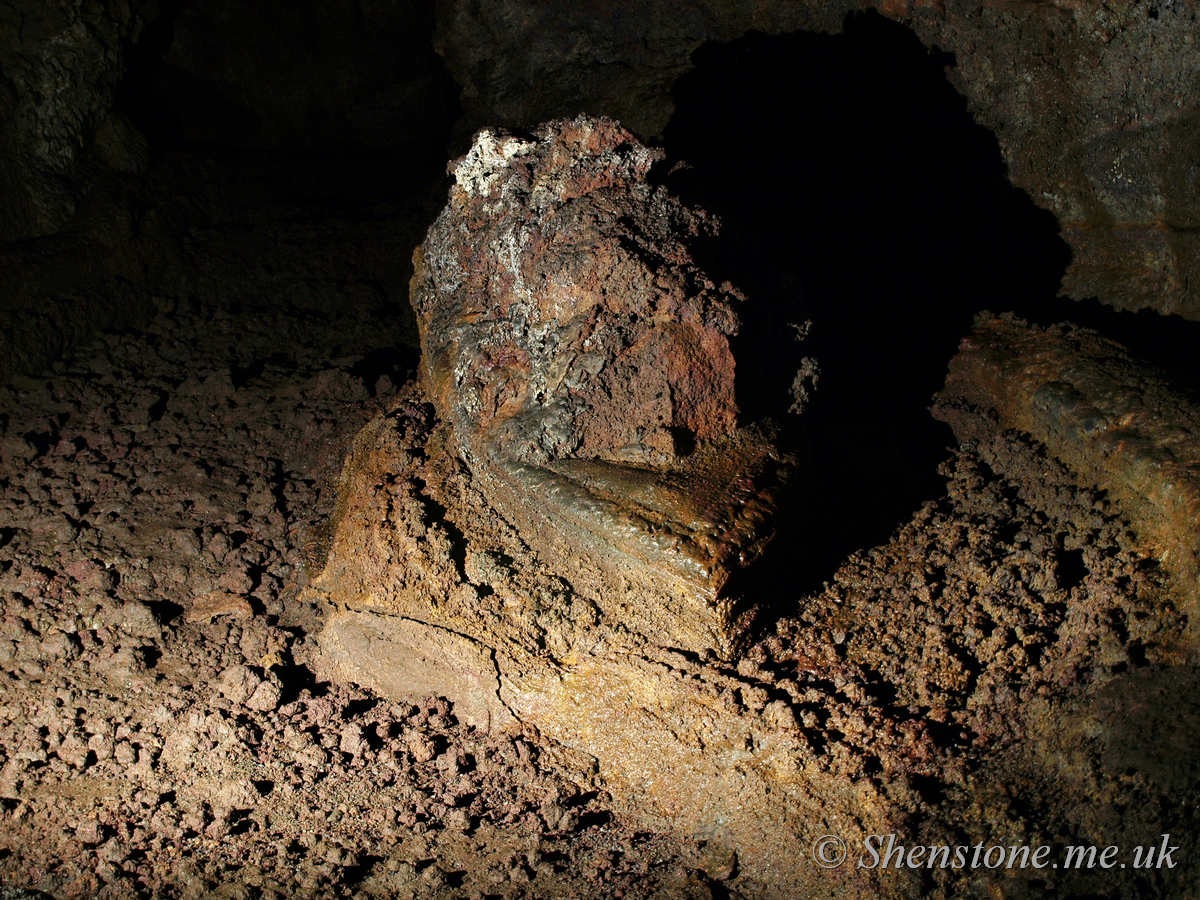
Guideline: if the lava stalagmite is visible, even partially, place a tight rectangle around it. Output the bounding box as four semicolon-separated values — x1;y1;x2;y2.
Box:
306;118;904;897
411;116;789;655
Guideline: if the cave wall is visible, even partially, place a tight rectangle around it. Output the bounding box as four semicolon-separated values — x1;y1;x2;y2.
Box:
435;0;1200;319
0;0;459;387
903;0;1200;318
0;0;456;240
1;0;1198;390
0;0;156;242
0;0;175;387
137;0;458;152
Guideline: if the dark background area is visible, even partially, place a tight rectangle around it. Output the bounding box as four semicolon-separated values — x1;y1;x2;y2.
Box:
114;0;462;205
665;13;1072;601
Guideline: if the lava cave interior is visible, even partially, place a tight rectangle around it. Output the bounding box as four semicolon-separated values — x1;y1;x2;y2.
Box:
1;2;1199;898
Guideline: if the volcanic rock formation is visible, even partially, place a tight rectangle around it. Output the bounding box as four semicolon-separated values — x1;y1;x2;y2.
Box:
411;116;789;655
933;312;1200;644
306;384;905;899
305;120;887;896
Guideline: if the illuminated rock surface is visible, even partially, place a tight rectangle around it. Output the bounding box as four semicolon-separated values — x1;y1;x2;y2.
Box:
934;312;1200;642
0;272;1193;897
306;119;863;895
411;116;788;656
307;386;910;899
438;0;1200;320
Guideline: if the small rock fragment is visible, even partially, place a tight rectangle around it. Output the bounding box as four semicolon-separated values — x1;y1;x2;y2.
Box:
540;800;576;833
406;731;436;763
117;600;161;638
87;732;115;761
339;723;364;757
187;590;253;624
246;680;282;712
75;819;104;846
216;665;261;706
697;845;738;882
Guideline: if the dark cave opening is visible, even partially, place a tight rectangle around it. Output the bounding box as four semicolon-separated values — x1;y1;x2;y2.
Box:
665;11;1072;608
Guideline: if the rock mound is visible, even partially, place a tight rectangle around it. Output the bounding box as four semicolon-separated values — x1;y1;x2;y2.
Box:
411;115;789;653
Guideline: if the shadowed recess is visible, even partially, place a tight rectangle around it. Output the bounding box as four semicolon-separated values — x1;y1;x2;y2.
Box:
664;11;1071;613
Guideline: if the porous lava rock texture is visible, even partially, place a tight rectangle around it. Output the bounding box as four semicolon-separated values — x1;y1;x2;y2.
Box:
934;312;1200;641
308;389;911;899
309;120;906;897
411;116;788;653
435;0;1200;319
0;172;1195;898
0;0;155;242
0;229;722;899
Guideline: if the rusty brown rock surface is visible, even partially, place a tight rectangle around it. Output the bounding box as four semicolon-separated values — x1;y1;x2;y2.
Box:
434;0;1200;319
305;386;915;899
302;119;875;895
409;116;788;655
933;312;1200;636
308;367;1195;897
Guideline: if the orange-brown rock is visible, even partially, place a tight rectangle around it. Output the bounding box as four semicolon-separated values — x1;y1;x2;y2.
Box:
306;388;911;899
299;121;927;897
410;116;788;655
933;312;1200;639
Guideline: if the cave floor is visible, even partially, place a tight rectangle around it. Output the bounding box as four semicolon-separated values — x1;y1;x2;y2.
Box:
0;195;1197;900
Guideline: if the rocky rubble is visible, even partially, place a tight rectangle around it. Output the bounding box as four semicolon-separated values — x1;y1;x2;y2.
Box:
305;120;1199;898
934;312;1200;640
750;429;1198;899
306;333;1200;897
